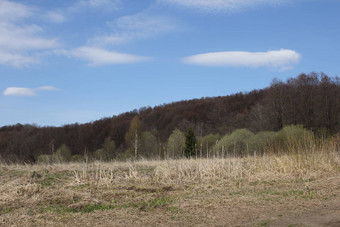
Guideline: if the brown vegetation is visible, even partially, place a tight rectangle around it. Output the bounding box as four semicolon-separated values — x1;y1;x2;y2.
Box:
0;72;339;163
1;137;339;226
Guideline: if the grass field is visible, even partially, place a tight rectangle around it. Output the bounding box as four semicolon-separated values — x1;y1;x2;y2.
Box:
1;149;340;226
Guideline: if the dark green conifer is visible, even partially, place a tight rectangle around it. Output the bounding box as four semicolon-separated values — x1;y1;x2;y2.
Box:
184;129;196;158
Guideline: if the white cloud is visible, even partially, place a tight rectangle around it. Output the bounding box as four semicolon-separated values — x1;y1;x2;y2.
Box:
45;11;66;23
3;87;36;96
0;0;59;67
3;86;58;97
90;12;180;46
58;46;150;66
160;0;286;12
0;51;38;67
79;0;120;8
38;86;59;91
71;0;121;12
183;49;301;70
0;0;32;21
0;23;58;51
45;0;121;23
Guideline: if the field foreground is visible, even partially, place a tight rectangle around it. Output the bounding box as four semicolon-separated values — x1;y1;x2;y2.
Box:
1;152;340;226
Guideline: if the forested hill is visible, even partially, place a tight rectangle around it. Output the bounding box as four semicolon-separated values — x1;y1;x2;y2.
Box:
0;72;339;163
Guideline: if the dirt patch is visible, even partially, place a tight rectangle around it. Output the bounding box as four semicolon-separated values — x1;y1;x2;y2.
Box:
263;203;340;227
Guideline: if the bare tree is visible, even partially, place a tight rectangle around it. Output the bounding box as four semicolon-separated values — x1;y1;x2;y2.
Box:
125;116;142;160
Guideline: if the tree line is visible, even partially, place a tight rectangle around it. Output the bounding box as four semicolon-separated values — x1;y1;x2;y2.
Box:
0;72;339;163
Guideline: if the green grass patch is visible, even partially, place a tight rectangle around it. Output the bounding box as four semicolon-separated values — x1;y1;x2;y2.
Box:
43;203;117;214
138;196;174;211
38;171;72;188
293;178;316;183
0;207;14;215
256;220;270;226
229;190;247;196
42;196;175;214
71;183;90;190
166;206;181;214
136;166;155;174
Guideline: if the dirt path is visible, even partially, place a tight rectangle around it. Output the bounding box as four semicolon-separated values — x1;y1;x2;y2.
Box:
267;204;340;227
256;200;340;227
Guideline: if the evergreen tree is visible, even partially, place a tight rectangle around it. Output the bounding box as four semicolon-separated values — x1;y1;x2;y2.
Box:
184;129;196;158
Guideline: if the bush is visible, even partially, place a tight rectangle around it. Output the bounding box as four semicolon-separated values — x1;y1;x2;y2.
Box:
94;138;116;161
71;154;83;162
140;131;158;158
275;125;314;153
94;149;110;161
37;155;54;164
197;134;220;158
215;129;254;156
54;144;72;163
247;131;276;154
167;129;185;159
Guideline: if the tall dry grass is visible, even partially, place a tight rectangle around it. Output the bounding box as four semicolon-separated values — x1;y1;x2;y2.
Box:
73;134;339;184
1;133;339;188
71;153;339;186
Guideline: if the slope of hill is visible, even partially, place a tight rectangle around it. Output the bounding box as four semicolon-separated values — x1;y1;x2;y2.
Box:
0;72;339;163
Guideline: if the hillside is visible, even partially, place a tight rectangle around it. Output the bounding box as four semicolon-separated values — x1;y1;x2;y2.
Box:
0;72;339;163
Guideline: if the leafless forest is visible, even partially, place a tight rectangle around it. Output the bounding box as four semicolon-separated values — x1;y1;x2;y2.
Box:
0;72;339;164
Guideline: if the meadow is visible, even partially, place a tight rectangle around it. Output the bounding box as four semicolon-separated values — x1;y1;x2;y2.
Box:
1;136;340;226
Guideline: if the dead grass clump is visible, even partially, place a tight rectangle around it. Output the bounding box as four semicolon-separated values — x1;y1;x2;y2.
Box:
0;146;339;226
0;178;40;204
153;151;339;183
61;149;340;187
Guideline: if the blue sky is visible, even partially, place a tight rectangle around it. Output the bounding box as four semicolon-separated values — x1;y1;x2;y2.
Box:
0;0;339;126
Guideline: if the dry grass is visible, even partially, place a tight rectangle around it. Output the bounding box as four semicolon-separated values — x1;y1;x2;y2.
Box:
0;148;339;226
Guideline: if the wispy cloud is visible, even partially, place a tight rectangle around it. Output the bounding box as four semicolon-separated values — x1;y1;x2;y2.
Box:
0;23;58;51
0;0;59;67
73;0;121;11
38;0;121;24
0;0;32;21
160;0;286;12
89;11;180;46
37;86;59;91
56;46;150;66
3;86;58;97
0;51;38;67
3;87;36;96
0;1;172;66
183;49;301;70
45;11;66;23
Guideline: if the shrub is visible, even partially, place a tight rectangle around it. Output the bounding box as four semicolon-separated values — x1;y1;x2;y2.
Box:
275;125;314;153
247;131;276;154
140;131;158;158
167;129;185;159
94;138;116;161
215;129;254;156
94;149;108;161
197;134;220;158
54;144;72;163
71;154;83;162
37;155;54;164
